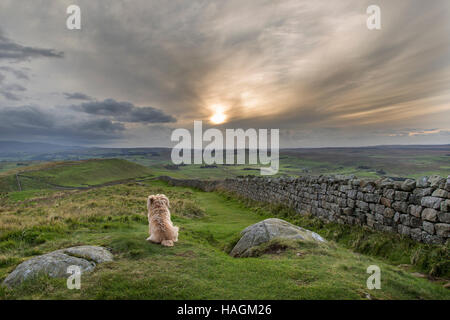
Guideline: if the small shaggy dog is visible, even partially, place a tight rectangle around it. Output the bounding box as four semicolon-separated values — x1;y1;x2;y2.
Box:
146;194;179;247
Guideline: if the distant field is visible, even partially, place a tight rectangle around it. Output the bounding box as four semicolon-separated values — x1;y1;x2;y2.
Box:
281;146;450;179
76;145;450;180
0;159;153;193
0;145;448;182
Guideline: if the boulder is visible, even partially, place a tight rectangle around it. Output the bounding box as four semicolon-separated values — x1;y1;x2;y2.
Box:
2;246;113;288
63;246;114;263
230;218;326;257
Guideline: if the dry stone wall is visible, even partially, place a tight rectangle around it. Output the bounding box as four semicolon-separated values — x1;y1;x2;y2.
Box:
161;174;450;244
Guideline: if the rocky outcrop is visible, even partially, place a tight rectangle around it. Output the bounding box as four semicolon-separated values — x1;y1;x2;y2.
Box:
230;218;326;257
161;174;450;244
2;246;113;288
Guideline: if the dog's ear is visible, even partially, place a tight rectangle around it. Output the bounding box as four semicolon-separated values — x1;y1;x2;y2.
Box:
161;194;170;208
147;195;156;209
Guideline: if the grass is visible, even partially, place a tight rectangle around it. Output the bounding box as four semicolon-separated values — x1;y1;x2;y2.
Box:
0;159;154;192
220;194;450;278
0;179;448;300
0;174;19;193
21;159;153;187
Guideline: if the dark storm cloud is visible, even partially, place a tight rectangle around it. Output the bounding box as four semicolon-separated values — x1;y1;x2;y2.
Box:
63;92;93;101
0;29;64;61
0;106;54;128
0;106;125;143
0;32;38;102
74;118;125;136
72;99;177;123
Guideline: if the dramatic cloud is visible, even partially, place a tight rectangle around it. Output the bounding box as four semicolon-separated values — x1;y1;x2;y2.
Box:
72;99;176;123
0;0;448;146
0;29;63;61
63;92;93;101
0;106;54;129
0;106;125;144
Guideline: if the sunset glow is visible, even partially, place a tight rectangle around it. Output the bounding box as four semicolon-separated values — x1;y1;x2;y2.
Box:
0;1;448;147
210;110;227;124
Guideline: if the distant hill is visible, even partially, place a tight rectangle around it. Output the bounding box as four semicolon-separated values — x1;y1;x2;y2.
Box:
0;159;153;192
0;141;84;154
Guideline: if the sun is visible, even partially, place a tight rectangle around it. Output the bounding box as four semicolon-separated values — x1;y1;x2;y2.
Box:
210;111;226;124
209;105;227;124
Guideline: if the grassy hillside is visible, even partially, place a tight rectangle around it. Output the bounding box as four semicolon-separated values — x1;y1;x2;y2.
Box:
1;145;448;180
22;159;153;187
0;159;153;193
0;175;19;193
0;180;448;300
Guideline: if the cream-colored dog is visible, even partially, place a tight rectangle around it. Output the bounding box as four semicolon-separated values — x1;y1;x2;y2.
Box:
146;194;179;247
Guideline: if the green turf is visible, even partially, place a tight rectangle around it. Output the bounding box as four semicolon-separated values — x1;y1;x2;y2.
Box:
223;194;450;278
22;159;153;187
0;180;448;300
0;159;154;192
0;174;19;193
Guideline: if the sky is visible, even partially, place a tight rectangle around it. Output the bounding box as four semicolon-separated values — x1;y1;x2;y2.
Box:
0;0;449;148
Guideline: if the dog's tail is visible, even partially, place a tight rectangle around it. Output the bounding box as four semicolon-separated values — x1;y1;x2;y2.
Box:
161;240;174;247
